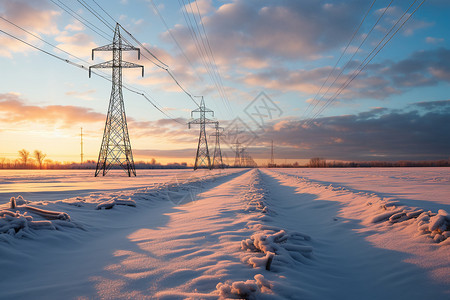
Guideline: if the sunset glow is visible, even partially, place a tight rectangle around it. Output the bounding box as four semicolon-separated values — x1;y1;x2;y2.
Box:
0;0;449;166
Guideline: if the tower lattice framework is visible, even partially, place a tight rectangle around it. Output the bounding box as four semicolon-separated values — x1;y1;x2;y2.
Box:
232;140;241;167
210;122;225;169
188;97;215;170
89;23;144;177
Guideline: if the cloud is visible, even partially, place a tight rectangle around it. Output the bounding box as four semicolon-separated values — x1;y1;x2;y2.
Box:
0;93;197;148
257;103;450;161
412;99;450;110
64;20;84;32
374;5;433;37
0;0;59;35
385;47;450;87
65;89;96;101
55;32;98;59
0;93;104;127
182;0;213;16
148;1;445;102
426;37;444;44
166;0;366;65
240;47;450;101
0;0;60;57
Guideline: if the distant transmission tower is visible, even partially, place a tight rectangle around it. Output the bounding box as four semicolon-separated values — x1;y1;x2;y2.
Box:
80;127;84;164
188;97;215;170
240;147;257;168
232;140;241;167
210;122;225;169
89;23;144;177
240;147;245;167
268;139;275;167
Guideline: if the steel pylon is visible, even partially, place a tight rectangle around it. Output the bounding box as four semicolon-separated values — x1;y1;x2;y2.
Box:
188;97;215;170
89;23;144;177
210;122;225;169
232;139;241;167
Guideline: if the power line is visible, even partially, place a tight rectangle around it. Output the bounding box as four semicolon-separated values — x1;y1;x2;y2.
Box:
179;0;231;116
49;0;112;41
76;0;169;70
187;0;232;116
51;0;201;108
119;24;200;107
150;0;203;82
307;0;426;125
193;0;234;115
0;26;185;125
118;25;169;70
79;0;200;107
301;0;378;120
304;0;394;121
76;0;115;32
90;0;117;25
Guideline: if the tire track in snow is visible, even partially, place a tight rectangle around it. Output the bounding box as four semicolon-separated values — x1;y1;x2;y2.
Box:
260;169;450;298
0;169;251;299
217;169;314;299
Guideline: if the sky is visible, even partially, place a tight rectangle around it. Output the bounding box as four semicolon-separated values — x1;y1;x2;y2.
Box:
0;0;449;166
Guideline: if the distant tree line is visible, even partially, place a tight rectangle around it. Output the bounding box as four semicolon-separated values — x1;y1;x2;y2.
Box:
267;157;450;168
0;149;189;169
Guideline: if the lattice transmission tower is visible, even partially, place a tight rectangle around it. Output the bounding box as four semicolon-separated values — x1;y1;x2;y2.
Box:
232;140;241;167
89;23;144;177
210;122;225;169
240;148;257;168
268;139;276;167
188;97;215;170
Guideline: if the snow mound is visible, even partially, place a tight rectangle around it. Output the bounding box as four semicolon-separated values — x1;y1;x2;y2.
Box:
0;210;70;238
369;200;450;244
241;170;313;271
242;227;313;270
0;196;78;240
96;198;136;210
277;171;450;245
417;209;450;243
216;274;272;299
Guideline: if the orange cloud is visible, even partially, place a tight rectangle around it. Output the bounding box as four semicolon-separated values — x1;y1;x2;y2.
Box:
0;0;60;57
55;32;98;59
0;93;104;127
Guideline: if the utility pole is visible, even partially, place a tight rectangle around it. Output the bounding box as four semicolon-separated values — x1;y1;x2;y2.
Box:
268;139;275;167
188;96;215;170
80;127;84;164
89;23;144;177
210;122;225;169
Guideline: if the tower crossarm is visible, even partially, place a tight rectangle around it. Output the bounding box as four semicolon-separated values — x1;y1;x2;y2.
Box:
89;60;144;77
188;118;216;126
190;108;214;117
92;44;140;60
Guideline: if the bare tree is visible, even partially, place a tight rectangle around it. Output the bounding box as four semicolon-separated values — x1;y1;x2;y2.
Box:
309;157;327;168
18;149;30;167
34;150;47;169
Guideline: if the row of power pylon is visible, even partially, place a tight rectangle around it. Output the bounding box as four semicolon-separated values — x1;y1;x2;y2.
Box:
188;97;225;170
89;23;232;176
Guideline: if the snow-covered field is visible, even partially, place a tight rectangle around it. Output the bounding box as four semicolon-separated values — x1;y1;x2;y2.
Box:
0;168;449;299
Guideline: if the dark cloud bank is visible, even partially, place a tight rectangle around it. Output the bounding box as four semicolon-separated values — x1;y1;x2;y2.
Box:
255;100;450;161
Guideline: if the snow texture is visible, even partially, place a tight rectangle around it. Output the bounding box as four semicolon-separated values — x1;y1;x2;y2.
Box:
216;274;272;300
0;168;449;299
240;170;313;273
